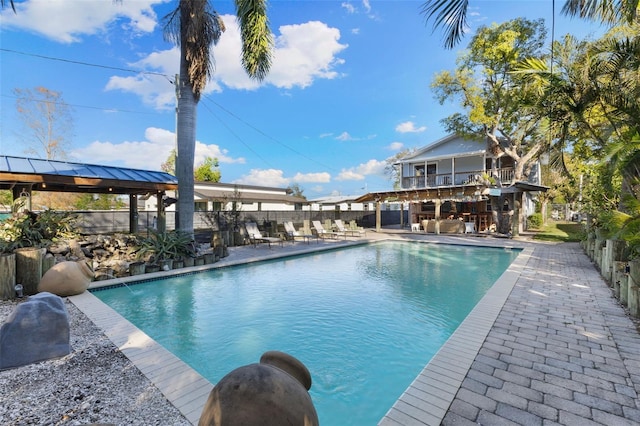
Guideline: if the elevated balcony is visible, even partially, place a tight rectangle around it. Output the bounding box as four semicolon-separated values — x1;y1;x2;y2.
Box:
401;168;515;189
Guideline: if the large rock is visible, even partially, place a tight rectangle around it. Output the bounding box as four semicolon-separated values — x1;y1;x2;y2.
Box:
38;260;94;297
0;292;71;370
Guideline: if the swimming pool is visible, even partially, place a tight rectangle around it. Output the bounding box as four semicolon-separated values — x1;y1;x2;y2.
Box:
93;241;520;425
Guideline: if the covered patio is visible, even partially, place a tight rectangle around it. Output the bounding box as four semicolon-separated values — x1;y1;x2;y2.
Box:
0;156;178;233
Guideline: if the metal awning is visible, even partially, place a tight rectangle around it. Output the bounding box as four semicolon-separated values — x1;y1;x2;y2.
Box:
0;156;178;195
354;181;547;203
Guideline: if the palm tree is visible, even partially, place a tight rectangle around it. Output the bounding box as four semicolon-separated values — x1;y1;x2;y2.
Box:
164;0;272;235
422;0;639;49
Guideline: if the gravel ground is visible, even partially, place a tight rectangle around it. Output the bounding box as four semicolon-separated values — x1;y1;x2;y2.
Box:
0;297;192;426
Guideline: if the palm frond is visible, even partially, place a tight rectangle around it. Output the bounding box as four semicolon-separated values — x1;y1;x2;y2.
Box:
163;0;224;99
1;0;15;12
421;0;469;50
235;0;273;81
562;0;640;25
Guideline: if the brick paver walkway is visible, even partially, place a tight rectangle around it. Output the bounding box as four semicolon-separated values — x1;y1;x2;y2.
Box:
442;242;640;425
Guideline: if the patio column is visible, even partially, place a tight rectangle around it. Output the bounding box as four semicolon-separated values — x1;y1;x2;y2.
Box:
11;185;32;212
512;192;522;237
434;199;441;235
376;201;381;232
129;194;139;234
156;191;166;233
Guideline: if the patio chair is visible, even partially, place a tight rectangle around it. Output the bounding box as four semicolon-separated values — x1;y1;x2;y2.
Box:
283;221;318;244
334;219;366;237
464;221;476;234
312;220;346;240
244;222;283;248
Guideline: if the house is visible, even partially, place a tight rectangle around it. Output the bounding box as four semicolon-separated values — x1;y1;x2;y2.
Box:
144;181;308;212
356;134;547;235
306;195;376;213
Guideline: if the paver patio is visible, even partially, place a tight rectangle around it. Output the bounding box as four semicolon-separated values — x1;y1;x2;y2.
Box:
73;230;640;425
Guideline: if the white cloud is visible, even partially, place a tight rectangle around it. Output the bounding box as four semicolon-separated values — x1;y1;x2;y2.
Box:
335;132;376;142
105;15;348;109
388;141;404;150
335;159;386;181
292;172;331;183
70;127;243;170
395;121;427;133
341;2;356;14
336;132;355;141
267;21;347;89
1;0;163;43
234;169;331;187
233;169;290;187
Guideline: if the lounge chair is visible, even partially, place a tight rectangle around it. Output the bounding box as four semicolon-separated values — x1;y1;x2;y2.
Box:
312;220;346;240
244;222;282;248
334;219;366;237
283;221;317;244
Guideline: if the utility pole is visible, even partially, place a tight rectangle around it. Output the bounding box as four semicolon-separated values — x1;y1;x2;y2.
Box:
174;73;180;229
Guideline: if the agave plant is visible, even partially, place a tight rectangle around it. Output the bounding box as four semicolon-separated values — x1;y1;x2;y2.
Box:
137;229;195;262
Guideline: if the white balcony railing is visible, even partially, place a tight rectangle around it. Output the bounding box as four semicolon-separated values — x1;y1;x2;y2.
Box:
402;168;515;189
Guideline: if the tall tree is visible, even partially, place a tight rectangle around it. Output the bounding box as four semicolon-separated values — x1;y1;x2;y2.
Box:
13;86;74;160
431;18;548;233
164;0;272;236
194;156;221;182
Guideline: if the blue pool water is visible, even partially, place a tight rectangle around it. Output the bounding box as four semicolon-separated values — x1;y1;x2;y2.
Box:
93;241;520;425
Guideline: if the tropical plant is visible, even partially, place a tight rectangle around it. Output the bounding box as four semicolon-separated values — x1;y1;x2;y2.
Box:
137;229;195;262
0;208;78;253
164;0;273;236
421;0;640;49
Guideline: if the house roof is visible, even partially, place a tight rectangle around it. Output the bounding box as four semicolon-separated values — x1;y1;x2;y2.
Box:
309;195;367;204
194;187;308;204
397;133;488;164
0;155;178;195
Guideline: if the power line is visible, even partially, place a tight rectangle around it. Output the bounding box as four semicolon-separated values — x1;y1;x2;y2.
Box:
2;47;342;176
199;100;276;169
0;47;171;78
202;95;339;173
1;94;159;115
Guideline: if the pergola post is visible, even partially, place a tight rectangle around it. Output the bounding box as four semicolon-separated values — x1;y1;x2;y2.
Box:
156;191;166;233
129;194;139;234
434;199;442;235
11;185;32;212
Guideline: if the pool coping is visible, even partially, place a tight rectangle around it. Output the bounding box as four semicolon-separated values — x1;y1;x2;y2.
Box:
69;236;531;426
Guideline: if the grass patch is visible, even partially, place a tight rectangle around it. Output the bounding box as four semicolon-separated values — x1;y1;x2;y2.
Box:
531;221;584;243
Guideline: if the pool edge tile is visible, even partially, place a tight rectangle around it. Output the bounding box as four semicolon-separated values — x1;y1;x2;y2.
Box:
69;291;212;426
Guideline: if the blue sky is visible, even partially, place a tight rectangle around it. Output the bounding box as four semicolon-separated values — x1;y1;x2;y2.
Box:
0;1;605;199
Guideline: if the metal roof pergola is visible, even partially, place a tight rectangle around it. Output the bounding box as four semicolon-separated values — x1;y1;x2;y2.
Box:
0;156;178;233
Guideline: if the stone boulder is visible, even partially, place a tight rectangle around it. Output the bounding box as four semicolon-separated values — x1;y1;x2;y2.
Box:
0;292;71;370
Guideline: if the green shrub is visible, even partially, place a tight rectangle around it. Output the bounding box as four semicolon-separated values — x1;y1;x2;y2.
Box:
528;213;543;229
0;209;78;253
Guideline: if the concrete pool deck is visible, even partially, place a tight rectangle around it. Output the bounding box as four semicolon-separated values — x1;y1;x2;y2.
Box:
70;229;640;425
